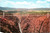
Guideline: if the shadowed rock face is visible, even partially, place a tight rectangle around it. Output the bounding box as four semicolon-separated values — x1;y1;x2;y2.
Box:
21;14;50;33
0;16;20;33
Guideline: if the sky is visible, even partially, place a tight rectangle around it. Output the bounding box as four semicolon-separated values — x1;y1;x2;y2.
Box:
0;0;50;8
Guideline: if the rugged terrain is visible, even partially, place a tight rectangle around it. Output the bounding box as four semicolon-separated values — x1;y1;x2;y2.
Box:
0;14;50;33
0;16;20;33
21;14;50;33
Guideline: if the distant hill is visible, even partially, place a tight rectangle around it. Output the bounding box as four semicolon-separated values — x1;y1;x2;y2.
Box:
0;7;50;11
0;7;17;10
30;8;50;10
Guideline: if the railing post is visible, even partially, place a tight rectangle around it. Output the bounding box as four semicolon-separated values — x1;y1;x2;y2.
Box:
3;11;5;18
47;12;49;18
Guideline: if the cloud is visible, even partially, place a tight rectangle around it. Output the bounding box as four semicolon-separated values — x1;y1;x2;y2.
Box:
34;0;50;8
0;0;2;2
36;0;47;4
0;0;50;8
5;1;31;5
3;1;36;8
4;1;15;5
16;1;30;5
46;0;50;2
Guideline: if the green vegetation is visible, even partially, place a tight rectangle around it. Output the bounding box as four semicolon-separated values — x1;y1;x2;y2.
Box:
20;10;50;15
5;11;17;13
0;10;3;15
0;10;3;12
